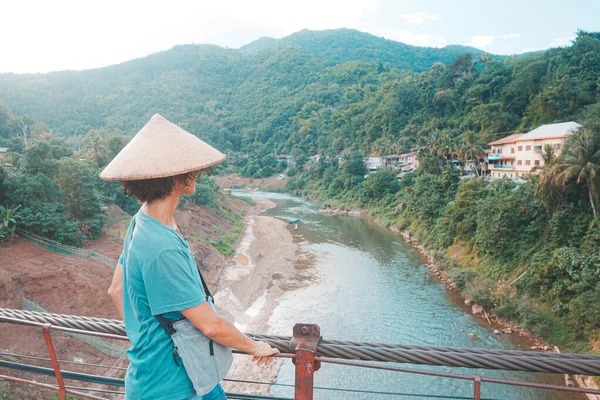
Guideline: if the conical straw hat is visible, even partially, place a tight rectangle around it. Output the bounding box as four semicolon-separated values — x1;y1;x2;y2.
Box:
99;114;226;181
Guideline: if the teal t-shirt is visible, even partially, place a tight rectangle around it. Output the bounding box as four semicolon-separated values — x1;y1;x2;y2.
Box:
119;211;206;400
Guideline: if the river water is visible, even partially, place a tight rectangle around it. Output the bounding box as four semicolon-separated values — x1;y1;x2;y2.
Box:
231;191;581;400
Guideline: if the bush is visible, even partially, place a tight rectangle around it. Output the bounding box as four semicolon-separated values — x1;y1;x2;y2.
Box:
463;276;494;309
567;284;600;336
212;234;237;256
360;168;398;202
449;268;478;291
18;203;83;246
0;204;20;244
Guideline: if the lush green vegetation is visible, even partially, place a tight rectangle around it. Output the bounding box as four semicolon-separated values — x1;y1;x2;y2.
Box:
0;107;223;246
1;28;599;350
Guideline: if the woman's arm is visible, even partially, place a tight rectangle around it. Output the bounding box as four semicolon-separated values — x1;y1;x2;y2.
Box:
182;302;279;365
108;264;124;320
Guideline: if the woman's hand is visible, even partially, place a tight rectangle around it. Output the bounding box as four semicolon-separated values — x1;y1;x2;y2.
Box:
251;341;280;366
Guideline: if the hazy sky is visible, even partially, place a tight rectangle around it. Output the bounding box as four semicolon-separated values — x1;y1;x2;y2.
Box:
1;0;598;73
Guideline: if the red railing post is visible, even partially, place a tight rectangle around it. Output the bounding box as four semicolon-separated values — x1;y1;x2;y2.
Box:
291;323;321;400
42;323;66;400
473;375;481;400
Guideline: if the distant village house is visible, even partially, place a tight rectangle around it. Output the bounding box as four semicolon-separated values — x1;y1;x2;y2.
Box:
0;147;10;166
275;154;296;166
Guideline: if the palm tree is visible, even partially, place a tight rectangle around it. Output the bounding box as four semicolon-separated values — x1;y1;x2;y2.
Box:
458;131;485;177
535;145;562;216
383;136;401;156
552;129;600;218
435;132;455;160
85;133;107;164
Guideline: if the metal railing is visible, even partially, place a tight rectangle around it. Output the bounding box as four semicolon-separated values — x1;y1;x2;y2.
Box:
1;310;600;400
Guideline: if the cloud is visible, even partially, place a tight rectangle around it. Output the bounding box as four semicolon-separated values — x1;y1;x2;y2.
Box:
465;36;497;48
500;33;521;39
369;26;447;47
398;12;441;25
0;0;383;73
520;47;545;53
464;33;521;48
549;35;575;47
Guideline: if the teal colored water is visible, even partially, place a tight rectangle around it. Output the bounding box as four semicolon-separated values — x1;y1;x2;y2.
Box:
231;191;582;400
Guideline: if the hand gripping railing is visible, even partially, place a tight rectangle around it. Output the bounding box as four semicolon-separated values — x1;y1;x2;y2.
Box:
2;308;600;400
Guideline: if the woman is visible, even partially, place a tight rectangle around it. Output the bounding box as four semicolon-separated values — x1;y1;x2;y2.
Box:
102;114;279;400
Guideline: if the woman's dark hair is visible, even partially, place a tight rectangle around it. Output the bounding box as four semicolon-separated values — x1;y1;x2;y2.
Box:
121;171;197;203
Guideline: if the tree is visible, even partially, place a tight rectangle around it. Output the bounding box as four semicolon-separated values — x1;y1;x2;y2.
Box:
23;140;73;178
458;131;485;177
0;102;16;142
84;130;108;166
57;158;105;239
435;131;455;160
552;128;600;218
340;151;366;176
17;116;34;147
361;168;398;201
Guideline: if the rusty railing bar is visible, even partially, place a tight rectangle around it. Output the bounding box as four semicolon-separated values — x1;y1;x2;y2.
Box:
291;324;321;400
473;375;481;400
314;357;600;395
42;323;66;400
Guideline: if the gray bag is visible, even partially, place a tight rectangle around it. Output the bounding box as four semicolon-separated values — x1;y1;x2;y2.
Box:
154;270;233;396
168;298;233;396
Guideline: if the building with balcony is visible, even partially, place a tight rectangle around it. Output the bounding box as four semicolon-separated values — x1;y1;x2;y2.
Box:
365;155;384;172
486;121;581;179
365;152;420;176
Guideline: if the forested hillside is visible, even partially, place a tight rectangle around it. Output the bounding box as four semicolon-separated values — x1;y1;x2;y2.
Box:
0;29;597;169
1;28;600;352
240;28;489;70
0;29;493;143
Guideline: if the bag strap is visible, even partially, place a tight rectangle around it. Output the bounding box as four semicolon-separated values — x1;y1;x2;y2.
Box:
132;212;216;334
175;224;214;304
198;269;214;304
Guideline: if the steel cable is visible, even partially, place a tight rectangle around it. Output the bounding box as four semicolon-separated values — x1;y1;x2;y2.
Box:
3;308;600;375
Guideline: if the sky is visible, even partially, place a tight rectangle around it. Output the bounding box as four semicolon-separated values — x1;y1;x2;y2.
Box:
1;0;598;74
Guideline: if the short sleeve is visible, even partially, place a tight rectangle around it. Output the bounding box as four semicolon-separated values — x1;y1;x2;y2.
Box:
118;251;125;266
142;249;206;315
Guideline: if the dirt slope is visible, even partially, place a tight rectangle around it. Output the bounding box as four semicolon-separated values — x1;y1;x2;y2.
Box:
0;193;260;398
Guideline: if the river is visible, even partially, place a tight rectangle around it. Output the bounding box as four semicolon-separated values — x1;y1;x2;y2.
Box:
231;190;581;400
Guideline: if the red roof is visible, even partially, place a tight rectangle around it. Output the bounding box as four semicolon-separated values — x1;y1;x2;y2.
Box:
488;134;524;146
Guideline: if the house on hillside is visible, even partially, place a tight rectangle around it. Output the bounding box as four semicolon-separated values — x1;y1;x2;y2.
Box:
364;155;384;172
275;154;296;165
486;121;581;179
0;147;10;166
307;154;321;163
366;151;420;176
400;152;419;171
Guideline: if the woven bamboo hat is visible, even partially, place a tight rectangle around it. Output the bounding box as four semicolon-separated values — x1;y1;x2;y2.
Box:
99;114;226;181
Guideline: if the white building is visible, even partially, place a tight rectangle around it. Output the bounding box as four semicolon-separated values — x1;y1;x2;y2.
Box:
365;155;384;172
487;121;581;179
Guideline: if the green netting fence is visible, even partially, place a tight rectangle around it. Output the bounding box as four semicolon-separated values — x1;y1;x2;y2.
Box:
21;298;128;358
16;228;116;270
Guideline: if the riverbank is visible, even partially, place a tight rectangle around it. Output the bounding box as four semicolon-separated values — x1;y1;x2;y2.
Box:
318;206;600;397
217;198;315;396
